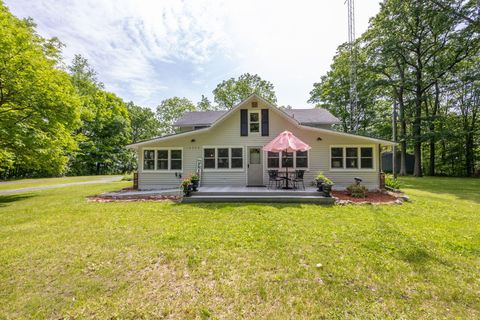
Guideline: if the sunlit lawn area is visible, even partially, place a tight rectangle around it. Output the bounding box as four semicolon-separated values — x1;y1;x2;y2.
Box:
0;177;479;318
0;175;116;191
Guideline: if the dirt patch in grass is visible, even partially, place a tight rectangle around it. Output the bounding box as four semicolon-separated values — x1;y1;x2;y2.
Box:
333;191;405;205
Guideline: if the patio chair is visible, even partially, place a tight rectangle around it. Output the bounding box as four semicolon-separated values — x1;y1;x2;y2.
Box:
268;170;282;189
293;170;305;190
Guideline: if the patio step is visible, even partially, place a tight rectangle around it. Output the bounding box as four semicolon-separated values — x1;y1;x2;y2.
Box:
194;191;319;197
182;194;334;204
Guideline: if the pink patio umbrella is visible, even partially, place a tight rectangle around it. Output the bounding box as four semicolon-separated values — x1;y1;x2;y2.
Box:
263;131;311;189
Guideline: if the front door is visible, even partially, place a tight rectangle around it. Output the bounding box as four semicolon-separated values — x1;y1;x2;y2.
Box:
247;147;263;186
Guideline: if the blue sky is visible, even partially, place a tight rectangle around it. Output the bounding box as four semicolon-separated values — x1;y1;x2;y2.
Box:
6;0;381;109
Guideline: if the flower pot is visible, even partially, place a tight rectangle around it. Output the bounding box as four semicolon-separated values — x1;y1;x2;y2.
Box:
316;179;324;192
322;183;333;197
191;179;199;192
183;184;193;197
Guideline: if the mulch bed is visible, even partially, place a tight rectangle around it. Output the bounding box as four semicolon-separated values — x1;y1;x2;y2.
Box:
332;191;406;205
87;194;181;203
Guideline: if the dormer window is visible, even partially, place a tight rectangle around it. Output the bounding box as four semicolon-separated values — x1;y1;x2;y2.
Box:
249;111;260;133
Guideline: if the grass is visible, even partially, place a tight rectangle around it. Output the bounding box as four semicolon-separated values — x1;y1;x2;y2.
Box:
0;177;479;319
0;175;116;191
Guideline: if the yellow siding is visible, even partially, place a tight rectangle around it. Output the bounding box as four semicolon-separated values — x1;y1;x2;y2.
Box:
137;96;382;190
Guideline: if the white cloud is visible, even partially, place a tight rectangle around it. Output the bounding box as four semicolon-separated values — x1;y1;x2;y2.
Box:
5;0;380;108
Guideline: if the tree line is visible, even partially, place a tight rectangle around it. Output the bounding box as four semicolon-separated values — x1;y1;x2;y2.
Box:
1;0;478;179
0;1;277;179
309;0;479;177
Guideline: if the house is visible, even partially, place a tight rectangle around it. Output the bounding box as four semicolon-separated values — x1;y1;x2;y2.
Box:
127;94;395;191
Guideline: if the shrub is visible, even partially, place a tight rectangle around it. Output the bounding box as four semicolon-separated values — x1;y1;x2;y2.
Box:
346;184;368;198
385;174;401;190
315;171;334;185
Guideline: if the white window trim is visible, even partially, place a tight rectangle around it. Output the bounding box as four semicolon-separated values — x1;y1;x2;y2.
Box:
141;147;183;173
203;146;245;172
329;145;376;172
265;150;310;171
248;110;260;135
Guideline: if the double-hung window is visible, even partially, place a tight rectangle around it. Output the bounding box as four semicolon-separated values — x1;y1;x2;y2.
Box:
204;147;244;170
157;150;169;170
204;148;216;169
217;148;229;168
330;146;374;170
267;151;308;169
231;148;243;168
142;148;183;171
143;150;155;170
249;112;260;133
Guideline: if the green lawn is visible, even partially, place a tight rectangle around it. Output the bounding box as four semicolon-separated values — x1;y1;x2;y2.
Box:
0;175;116;191
0;177;479;319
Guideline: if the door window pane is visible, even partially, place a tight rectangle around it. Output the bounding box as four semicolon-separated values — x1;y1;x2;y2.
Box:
250;148;261;164
143;150;155;170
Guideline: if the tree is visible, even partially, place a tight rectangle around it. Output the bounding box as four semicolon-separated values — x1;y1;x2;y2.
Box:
364;0;478;176
156;97;196;135
213;73;277;109
0;2;81;177
68;55;131;175
308;43;390;137
126;102;160;143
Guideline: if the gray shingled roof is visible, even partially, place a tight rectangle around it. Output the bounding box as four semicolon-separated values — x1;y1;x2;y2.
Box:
173;108;339;127
283;109;340;124
173;111;226;126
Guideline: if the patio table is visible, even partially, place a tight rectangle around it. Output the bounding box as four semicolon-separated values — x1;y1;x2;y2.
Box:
277;171;295;189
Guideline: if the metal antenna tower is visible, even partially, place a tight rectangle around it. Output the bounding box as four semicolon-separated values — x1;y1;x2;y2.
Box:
346;0;358;132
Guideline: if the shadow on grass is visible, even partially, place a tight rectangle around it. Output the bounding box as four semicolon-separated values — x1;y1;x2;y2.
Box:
0;194;36;207
400;176;480;204
367;214;451;273
176;202;330;211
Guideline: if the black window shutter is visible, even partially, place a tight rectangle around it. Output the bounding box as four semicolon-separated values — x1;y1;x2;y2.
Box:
261;109;269;136
240;109;248;136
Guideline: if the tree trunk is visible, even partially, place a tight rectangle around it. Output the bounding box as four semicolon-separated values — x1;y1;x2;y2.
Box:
413;70;423;177
428;82;440;176
396;62;408;176
465;133;474;176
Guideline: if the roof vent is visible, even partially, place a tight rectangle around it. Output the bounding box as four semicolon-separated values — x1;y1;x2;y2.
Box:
252;101;258;108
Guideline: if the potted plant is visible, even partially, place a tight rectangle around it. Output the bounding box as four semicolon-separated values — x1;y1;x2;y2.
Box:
190;173;200;192
315;172;334;196
315;172;326;192
181;178;193;197
321;178;334;197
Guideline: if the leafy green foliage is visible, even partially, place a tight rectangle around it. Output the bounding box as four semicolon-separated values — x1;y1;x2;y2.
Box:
213;73;277;109
385;174;401;190
315;172;333;185
68;56;132;175
0;3;81;176
156;97;196;135
126;102;160;143
346;184;369;198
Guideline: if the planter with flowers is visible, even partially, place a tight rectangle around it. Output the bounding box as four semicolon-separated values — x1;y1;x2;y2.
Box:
190;173;200;191
181;178;193;197
315;172;334;197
